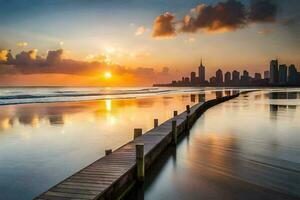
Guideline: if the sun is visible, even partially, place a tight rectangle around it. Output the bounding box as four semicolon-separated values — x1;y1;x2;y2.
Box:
104;71;112;79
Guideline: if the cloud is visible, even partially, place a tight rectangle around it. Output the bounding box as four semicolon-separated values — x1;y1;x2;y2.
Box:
152;12;176;38
181;1;247;33
249;0;277;23
0;48;170;82
46;49;63;65
135;26;146;36
0;50;9;62
15;49;38;65
152;0;278;37
17;42;28;47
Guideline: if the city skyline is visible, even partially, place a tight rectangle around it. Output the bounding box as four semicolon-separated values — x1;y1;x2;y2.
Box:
154;59;300;87
0;0;300;86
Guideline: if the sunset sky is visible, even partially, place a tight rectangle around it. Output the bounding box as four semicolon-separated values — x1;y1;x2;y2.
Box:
0;0;299;86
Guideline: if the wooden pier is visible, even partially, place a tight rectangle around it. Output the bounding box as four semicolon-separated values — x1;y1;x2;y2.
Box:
35;93;240;200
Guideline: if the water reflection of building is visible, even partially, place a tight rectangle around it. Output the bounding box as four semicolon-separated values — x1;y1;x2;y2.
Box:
225;90;231;96
18;114;40;127
0;118;14;131
190;94;196;103
216;91;223;99
48;115;65;125
288;92;297;99
198;93;205;102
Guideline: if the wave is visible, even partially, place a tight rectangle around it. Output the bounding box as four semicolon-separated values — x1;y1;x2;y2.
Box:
0;87;183;106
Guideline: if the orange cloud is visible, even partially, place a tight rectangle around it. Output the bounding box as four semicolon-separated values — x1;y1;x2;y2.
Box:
152;12;176;38
0;50;9;62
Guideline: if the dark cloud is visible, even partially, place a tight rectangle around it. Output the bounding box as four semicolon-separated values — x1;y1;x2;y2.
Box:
249;0;277;23
182;1;246;33
153;0;279;37
14;49;38;65
152;12;176;38
46;49;63;65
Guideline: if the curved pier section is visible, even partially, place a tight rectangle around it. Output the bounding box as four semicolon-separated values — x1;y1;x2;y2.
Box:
35;92;240;200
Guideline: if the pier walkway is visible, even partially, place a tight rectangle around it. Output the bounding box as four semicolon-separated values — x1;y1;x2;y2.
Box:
35;93;240;200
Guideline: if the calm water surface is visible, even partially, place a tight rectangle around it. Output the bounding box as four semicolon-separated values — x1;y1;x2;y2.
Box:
133;89;300;200
0;87;227;200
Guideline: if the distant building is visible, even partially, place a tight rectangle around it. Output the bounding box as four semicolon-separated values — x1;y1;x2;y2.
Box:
184;77;190;84
243;70;249;77
216;69;223;86
270;59;279;84
232;70;240;86
264;71;270;79
198;59;205;84
254;73;262;80
288;64;298;85
210;76;216;86
190;72;196;85
224;72;231;86
241;70;250;85
279;64;287;84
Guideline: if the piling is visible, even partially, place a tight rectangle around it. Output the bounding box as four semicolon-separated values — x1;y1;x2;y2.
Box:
186;105;190;114
173;111;178;117
134;128;143;139
136;143;145;182
105;149;112;156
172;120;177;145
154;119;158;128
186;115;190;131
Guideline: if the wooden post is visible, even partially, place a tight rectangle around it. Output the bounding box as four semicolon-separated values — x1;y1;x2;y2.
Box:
186;115;190;131
105;149;112;156
173;111;178;117
136;143;145;182
134;128;142;139
154;119;158;128
186;105;190;114
172;120;177;145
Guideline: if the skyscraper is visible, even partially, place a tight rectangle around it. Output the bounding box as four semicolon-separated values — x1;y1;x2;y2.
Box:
224;71;231;86
198;59;205;84
241;70;250;86
279;64;287;84
232;70;240;86
270;59;279;84
288;64;298;85
216;69;223;86
264;71;270;79
254;73;262;80
209;76;216;85
190;72;196;85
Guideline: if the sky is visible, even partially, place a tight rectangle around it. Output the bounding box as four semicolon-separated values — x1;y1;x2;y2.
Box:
0;0;299;86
